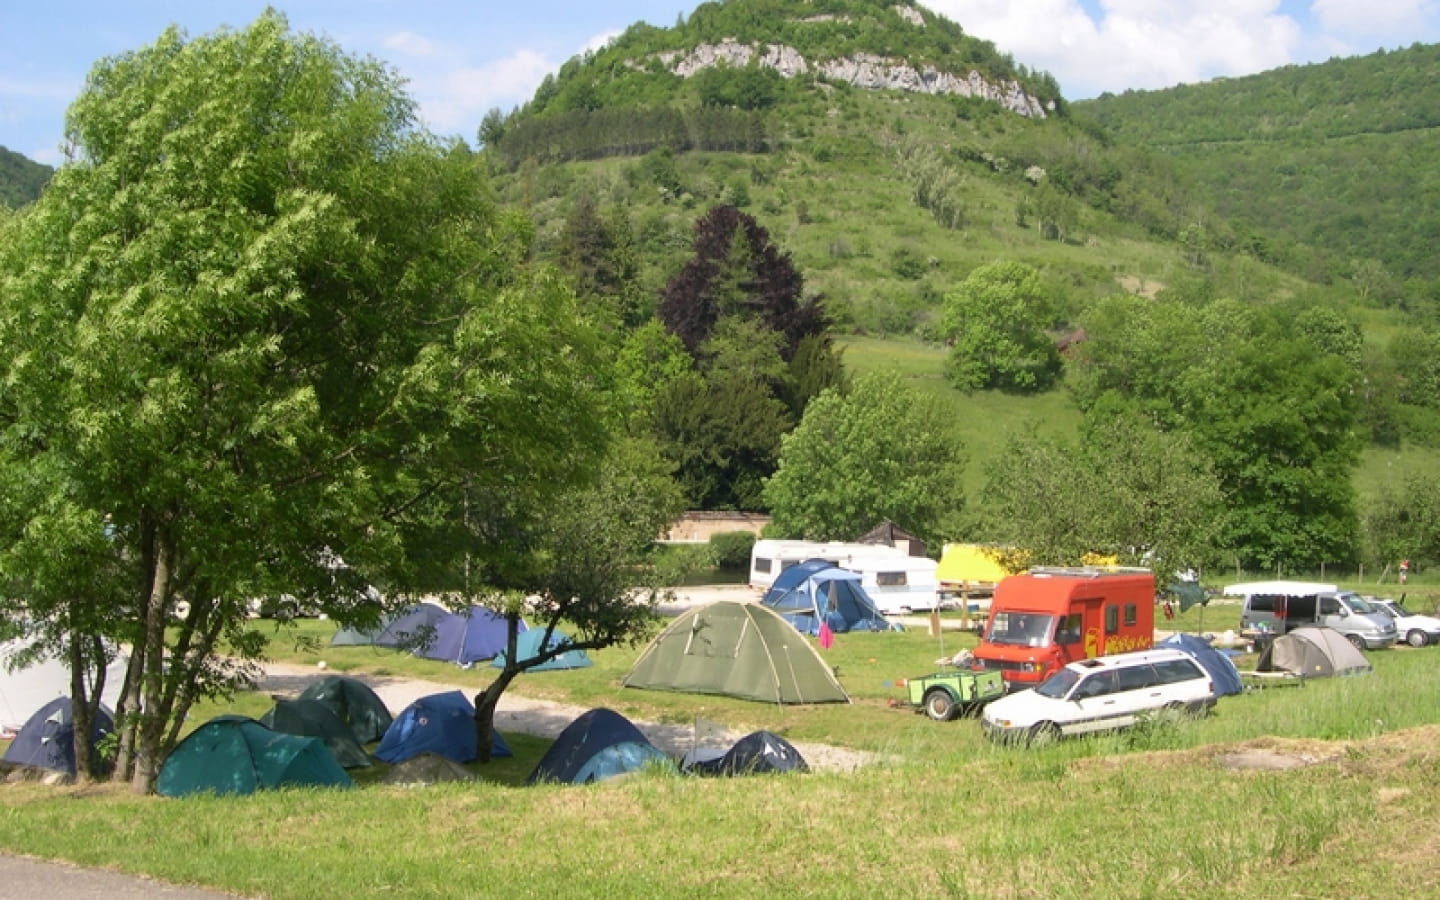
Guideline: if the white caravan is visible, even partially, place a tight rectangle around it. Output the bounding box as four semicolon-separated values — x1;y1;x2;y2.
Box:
748;539;939;614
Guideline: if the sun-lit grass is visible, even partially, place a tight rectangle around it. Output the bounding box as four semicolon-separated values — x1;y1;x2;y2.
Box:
6;636;1440;898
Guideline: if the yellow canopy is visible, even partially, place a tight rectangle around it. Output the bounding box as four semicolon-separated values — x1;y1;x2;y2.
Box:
936;544;1020;586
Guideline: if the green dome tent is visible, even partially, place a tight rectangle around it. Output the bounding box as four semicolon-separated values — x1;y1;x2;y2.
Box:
622;601;849;705
296;675;394;744
260;699;372;768
157;716;353;798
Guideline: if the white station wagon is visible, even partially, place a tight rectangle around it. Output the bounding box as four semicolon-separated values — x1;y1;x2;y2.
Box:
981;647;1217;745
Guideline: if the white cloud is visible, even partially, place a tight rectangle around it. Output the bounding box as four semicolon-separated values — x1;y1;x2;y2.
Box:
383;31;437;58
1311;0;1436;36
412;49;555;136
923;0;1302;97
582;28;622;55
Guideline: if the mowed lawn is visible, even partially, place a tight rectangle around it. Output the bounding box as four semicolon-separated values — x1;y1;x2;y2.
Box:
4;594;1440;898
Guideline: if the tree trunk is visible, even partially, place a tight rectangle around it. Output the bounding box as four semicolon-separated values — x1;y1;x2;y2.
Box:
66;629;94;784
130;530;175;795
473;672;516;765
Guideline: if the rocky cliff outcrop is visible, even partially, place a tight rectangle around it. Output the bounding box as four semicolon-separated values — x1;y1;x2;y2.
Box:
650;39;1050;118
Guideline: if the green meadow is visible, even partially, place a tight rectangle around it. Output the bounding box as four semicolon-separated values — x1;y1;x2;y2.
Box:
4;595;1440;899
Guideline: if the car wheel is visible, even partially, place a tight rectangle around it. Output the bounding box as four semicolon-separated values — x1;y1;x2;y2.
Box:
1345;634;1366;651
1408;629;1429;648
924;689;957;722
1027;721;1060;747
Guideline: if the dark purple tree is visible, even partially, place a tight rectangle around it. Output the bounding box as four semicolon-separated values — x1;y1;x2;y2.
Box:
657;205;828;361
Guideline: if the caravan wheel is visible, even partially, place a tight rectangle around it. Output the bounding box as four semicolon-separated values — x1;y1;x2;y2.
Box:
924;689;957;722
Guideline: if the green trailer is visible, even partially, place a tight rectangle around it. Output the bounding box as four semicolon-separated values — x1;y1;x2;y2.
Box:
904;669;1005;721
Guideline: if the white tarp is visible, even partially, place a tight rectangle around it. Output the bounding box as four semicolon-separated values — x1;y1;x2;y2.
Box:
0;641;128;735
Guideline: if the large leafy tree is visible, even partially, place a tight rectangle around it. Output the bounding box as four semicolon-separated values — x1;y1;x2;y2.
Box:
652;205;841;509
979;411;1224;574
940;261;1062;393
472;435;684;759
762;372;966;544
0;13;617;792
657;204;827;362
555;192;648;330
1362;472;1440;574
1070;295;1362;570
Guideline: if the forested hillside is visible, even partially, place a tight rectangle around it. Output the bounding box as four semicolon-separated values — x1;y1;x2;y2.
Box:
0;145;51;208
1077;43;1440;288
472;0;1440;574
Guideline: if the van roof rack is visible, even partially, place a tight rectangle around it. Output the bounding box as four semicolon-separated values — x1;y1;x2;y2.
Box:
1027;565;1152;578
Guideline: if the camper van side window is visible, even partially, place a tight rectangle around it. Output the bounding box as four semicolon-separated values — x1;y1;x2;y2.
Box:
1248;596;1274;613
876;572;907;587
1105;605;1119;635
1123;604;1137;626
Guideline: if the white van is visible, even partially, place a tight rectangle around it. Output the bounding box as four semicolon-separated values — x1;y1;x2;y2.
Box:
1229;581;1397;650
980;648;1216;745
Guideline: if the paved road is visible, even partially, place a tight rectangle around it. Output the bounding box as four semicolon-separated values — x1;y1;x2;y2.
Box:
0;853;246;898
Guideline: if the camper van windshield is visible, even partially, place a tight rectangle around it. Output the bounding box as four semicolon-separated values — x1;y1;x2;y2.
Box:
1339;593;1377;614
988;612;1058;647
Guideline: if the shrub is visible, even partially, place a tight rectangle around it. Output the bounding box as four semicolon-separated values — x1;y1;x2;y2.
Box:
709;531;757;570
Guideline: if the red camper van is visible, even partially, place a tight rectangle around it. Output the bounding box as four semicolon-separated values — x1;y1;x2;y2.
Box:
973;567;1156;689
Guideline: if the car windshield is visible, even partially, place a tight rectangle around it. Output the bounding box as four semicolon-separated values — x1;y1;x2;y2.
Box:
1035;668;1079;699
1386;600;1414;616
1341;593;1376;614
986;612;1059;647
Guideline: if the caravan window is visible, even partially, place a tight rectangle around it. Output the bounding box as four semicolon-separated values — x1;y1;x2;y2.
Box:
1248;595;1275;613
876;571;907;587
1123;604;1137;627
1104;605;1119;635
755;558;772;575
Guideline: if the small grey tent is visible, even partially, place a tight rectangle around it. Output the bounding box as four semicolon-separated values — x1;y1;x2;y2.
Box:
1256;626;1372;678
622;601;849;704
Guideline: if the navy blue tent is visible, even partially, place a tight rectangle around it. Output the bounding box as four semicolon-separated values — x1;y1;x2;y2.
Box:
761;567;892;636
685;730;809;777
1;697;113;777
1159;633;1244;697
760;558;836;605
420;607;524;666
526;708;675;785
375;691;510;764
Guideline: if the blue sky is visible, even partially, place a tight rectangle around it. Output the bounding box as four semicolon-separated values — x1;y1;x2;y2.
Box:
4;1;1437;165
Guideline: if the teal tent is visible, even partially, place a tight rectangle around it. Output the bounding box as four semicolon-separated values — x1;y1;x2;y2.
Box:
492;628;592;671
157;716;353;798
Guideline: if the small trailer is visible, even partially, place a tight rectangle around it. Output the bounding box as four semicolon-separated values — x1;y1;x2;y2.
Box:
903;669;1006;721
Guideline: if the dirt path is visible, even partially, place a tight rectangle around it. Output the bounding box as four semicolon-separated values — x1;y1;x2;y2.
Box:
256;661;880;773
